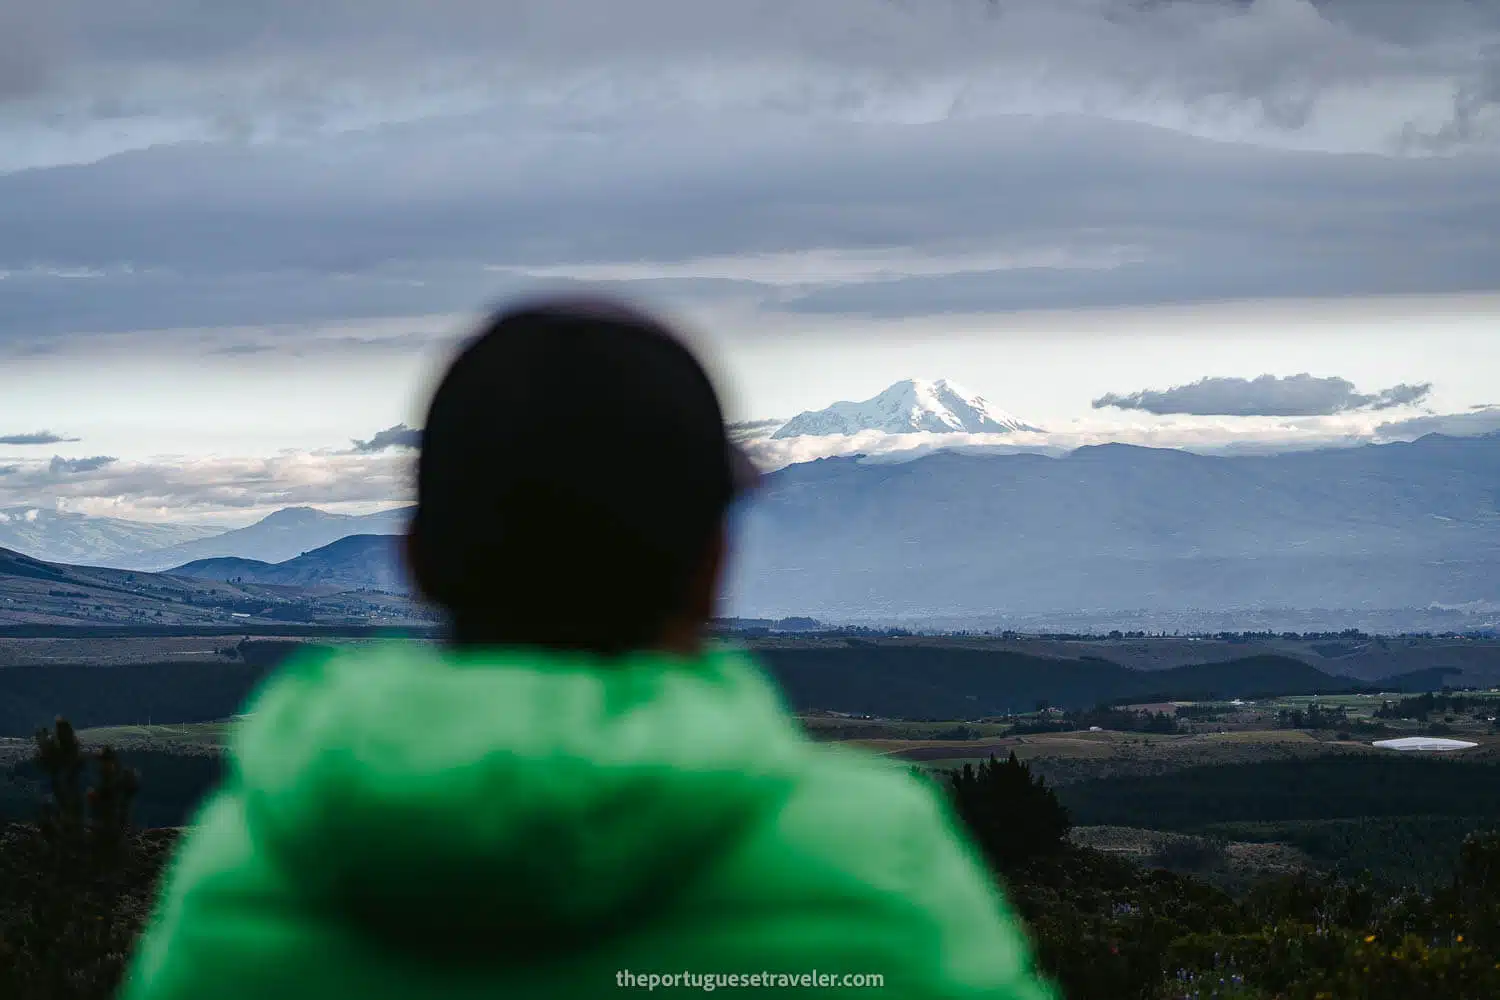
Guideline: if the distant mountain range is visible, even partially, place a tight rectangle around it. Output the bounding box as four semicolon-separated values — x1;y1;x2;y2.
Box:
167;534;409;593
112;505;414;572
4;434;1500;623
0;545;305;627
0;541;427;628
772;378;1041;438
0;507;220;565
727;433;1500;619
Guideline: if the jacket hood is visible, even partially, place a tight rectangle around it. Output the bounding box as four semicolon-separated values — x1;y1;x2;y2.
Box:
227;642;806;959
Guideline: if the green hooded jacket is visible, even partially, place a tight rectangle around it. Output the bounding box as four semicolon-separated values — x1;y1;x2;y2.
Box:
122;642;1055;999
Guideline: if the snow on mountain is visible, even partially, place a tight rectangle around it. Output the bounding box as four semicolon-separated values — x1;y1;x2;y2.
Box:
0;506;221;565
770;378;1041;439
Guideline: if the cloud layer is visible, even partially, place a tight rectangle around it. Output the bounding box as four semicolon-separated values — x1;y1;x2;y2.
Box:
48;455;116;474
7;0;1499;154
351;423;423;453
1376;405;1500;440
0;431;79;445
1;0;1498;343
1093;373;1434;416
1;400;1491;521
0;451;417;523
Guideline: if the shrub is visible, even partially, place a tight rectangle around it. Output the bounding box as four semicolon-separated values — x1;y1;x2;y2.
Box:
0;718;162;1000
948;752;1070;872
1150;836;1226;874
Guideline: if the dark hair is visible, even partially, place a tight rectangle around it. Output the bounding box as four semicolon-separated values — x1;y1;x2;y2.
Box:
411;298;744;656
413;482;716;656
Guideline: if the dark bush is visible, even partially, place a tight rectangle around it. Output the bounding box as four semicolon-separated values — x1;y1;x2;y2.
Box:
1149;836;1226;874
948;752;1070;872
0;718;173;1000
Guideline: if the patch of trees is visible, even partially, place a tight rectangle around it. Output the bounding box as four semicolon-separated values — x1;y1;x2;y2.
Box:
759;647;1358;719
945;753;1071;873
0;720;172;1000
1376;692;1494;721
956;756;1500;1000
14;712;1500;997
1207;817;1495;891
0;662;276;737
1173;704;1228;722
1009;707;1180;736
1276;702;1349;730
1058;757;1500;834
993;817;1500;998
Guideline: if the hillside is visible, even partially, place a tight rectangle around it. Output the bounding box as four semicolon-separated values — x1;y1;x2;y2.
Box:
754;646;1371;717
168;534;408;593
0;506;221;565
118;505;414;572
0;545;423;627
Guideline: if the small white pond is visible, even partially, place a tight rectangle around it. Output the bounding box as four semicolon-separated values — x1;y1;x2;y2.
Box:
1371;737;1479;752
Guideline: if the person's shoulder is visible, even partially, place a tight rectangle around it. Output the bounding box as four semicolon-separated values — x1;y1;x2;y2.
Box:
779;743;981;885
686;742;1054;997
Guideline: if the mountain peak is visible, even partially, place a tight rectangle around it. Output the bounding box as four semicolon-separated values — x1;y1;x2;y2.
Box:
771;378;1041;439
258;506;344;526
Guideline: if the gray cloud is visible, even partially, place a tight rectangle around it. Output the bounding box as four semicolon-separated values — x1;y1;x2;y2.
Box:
352;423;423;453
2;113;1499;341
0;466;17;476
1093;374;1434;416
1376;405;1500;440
0;4;60;100
0;431;80;445
1;0;1499;342
6;1;1498;133
729;418;786;443
729;418;785;432
48;455;117;474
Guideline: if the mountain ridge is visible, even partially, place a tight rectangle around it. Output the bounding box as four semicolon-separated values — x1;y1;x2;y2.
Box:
0;507;221;565
729;432;1500;619
117;504;415;571
167;534;408;593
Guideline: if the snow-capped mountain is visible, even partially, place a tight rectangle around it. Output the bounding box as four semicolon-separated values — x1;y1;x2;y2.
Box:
0;506;221;566
771;378;1041;439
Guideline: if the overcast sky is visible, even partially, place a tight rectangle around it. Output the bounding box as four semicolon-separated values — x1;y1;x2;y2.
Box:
2;0;1499;522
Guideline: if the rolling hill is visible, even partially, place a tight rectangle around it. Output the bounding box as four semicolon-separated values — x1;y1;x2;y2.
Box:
0;545;421;627
118;505;415;572
754;645;1377;718
167;534;409;593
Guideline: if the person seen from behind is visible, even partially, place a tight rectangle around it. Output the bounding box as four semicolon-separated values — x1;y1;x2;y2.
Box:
122;296;1055;998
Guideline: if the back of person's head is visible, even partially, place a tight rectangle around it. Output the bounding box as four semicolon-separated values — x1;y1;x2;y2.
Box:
408;295;758;656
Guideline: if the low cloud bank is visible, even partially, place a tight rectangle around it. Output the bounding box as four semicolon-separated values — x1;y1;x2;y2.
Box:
0;405;1492;520
1093;373;1433;416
